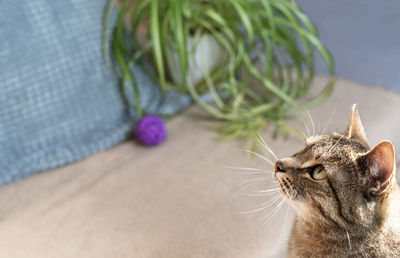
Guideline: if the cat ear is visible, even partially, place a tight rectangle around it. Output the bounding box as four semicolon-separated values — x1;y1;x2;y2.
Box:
347;104;368;146
358;141;395;195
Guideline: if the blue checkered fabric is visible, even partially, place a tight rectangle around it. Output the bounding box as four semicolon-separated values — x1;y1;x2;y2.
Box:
0;0;191;185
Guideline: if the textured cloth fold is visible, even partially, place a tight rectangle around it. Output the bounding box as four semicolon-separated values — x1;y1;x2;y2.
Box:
0;0;190;185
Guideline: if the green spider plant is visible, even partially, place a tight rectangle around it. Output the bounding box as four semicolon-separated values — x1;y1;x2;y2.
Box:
103;0;335;145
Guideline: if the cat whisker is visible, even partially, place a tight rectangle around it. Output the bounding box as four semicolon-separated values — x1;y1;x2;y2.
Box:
321;134;345;158
294;188;300;200
242;188;281;197
232;171;266;176
254;188;281;193
288;183;298;200
321;106;337;136
279;197;292;241
302;119;311;138
242;191;280;197
247;193;282;208
222;166;269;176
240;195;282;214
235;177;271;193
344;225;352;250
250;198;285;232
317;121;321;136
236;176;269;186
256;132;278;162
240;149;274;167
222;166;267;172
305;108;316;137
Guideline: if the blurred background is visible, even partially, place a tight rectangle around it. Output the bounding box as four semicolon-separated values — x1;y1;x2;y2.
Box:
0;1;399;257
297;0;400;92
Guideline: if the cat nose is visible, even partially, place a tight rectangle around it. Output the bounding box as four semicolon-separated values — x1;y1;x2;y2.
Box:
275;160;286;173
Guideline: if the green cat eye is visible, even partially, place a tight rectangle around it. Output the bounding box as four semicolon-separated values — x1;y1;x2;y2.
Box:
311;165;327;180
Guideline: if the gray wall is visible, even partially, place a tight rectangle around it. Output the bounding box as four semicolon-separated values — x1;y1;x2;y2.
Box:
297;0;400;92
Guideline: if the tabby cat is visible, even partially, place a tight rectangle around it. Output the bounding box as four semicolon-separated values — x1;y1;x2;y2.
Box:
274;105;400;257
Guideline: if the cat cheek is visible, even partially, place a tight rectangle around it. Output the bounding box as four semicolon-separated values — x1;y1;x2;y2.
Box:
331;176;343;186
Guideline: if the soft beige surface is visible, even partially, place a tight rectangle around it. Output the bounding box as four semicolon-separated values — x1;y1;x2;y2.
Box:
0;77;399;258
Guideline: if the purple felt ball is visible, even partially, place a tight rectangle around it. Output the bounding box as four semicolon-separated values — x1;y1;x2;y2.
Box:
135;115;167;146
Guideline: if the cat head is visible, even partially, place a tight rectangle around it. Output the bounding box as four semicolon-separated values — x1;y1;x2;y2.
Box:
274;105;397;228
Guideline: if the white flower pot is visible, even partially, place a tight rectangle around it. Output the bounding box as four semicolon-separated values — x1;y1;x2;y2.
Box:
168;33;226;87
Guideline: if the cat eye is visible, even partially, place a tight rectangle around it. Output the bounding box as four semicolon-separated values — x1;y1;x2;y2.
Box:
310;165;327;180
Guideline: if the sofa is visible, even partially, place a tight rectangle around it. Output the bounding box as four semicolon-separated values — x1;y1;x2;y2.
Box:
0;77;399;257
